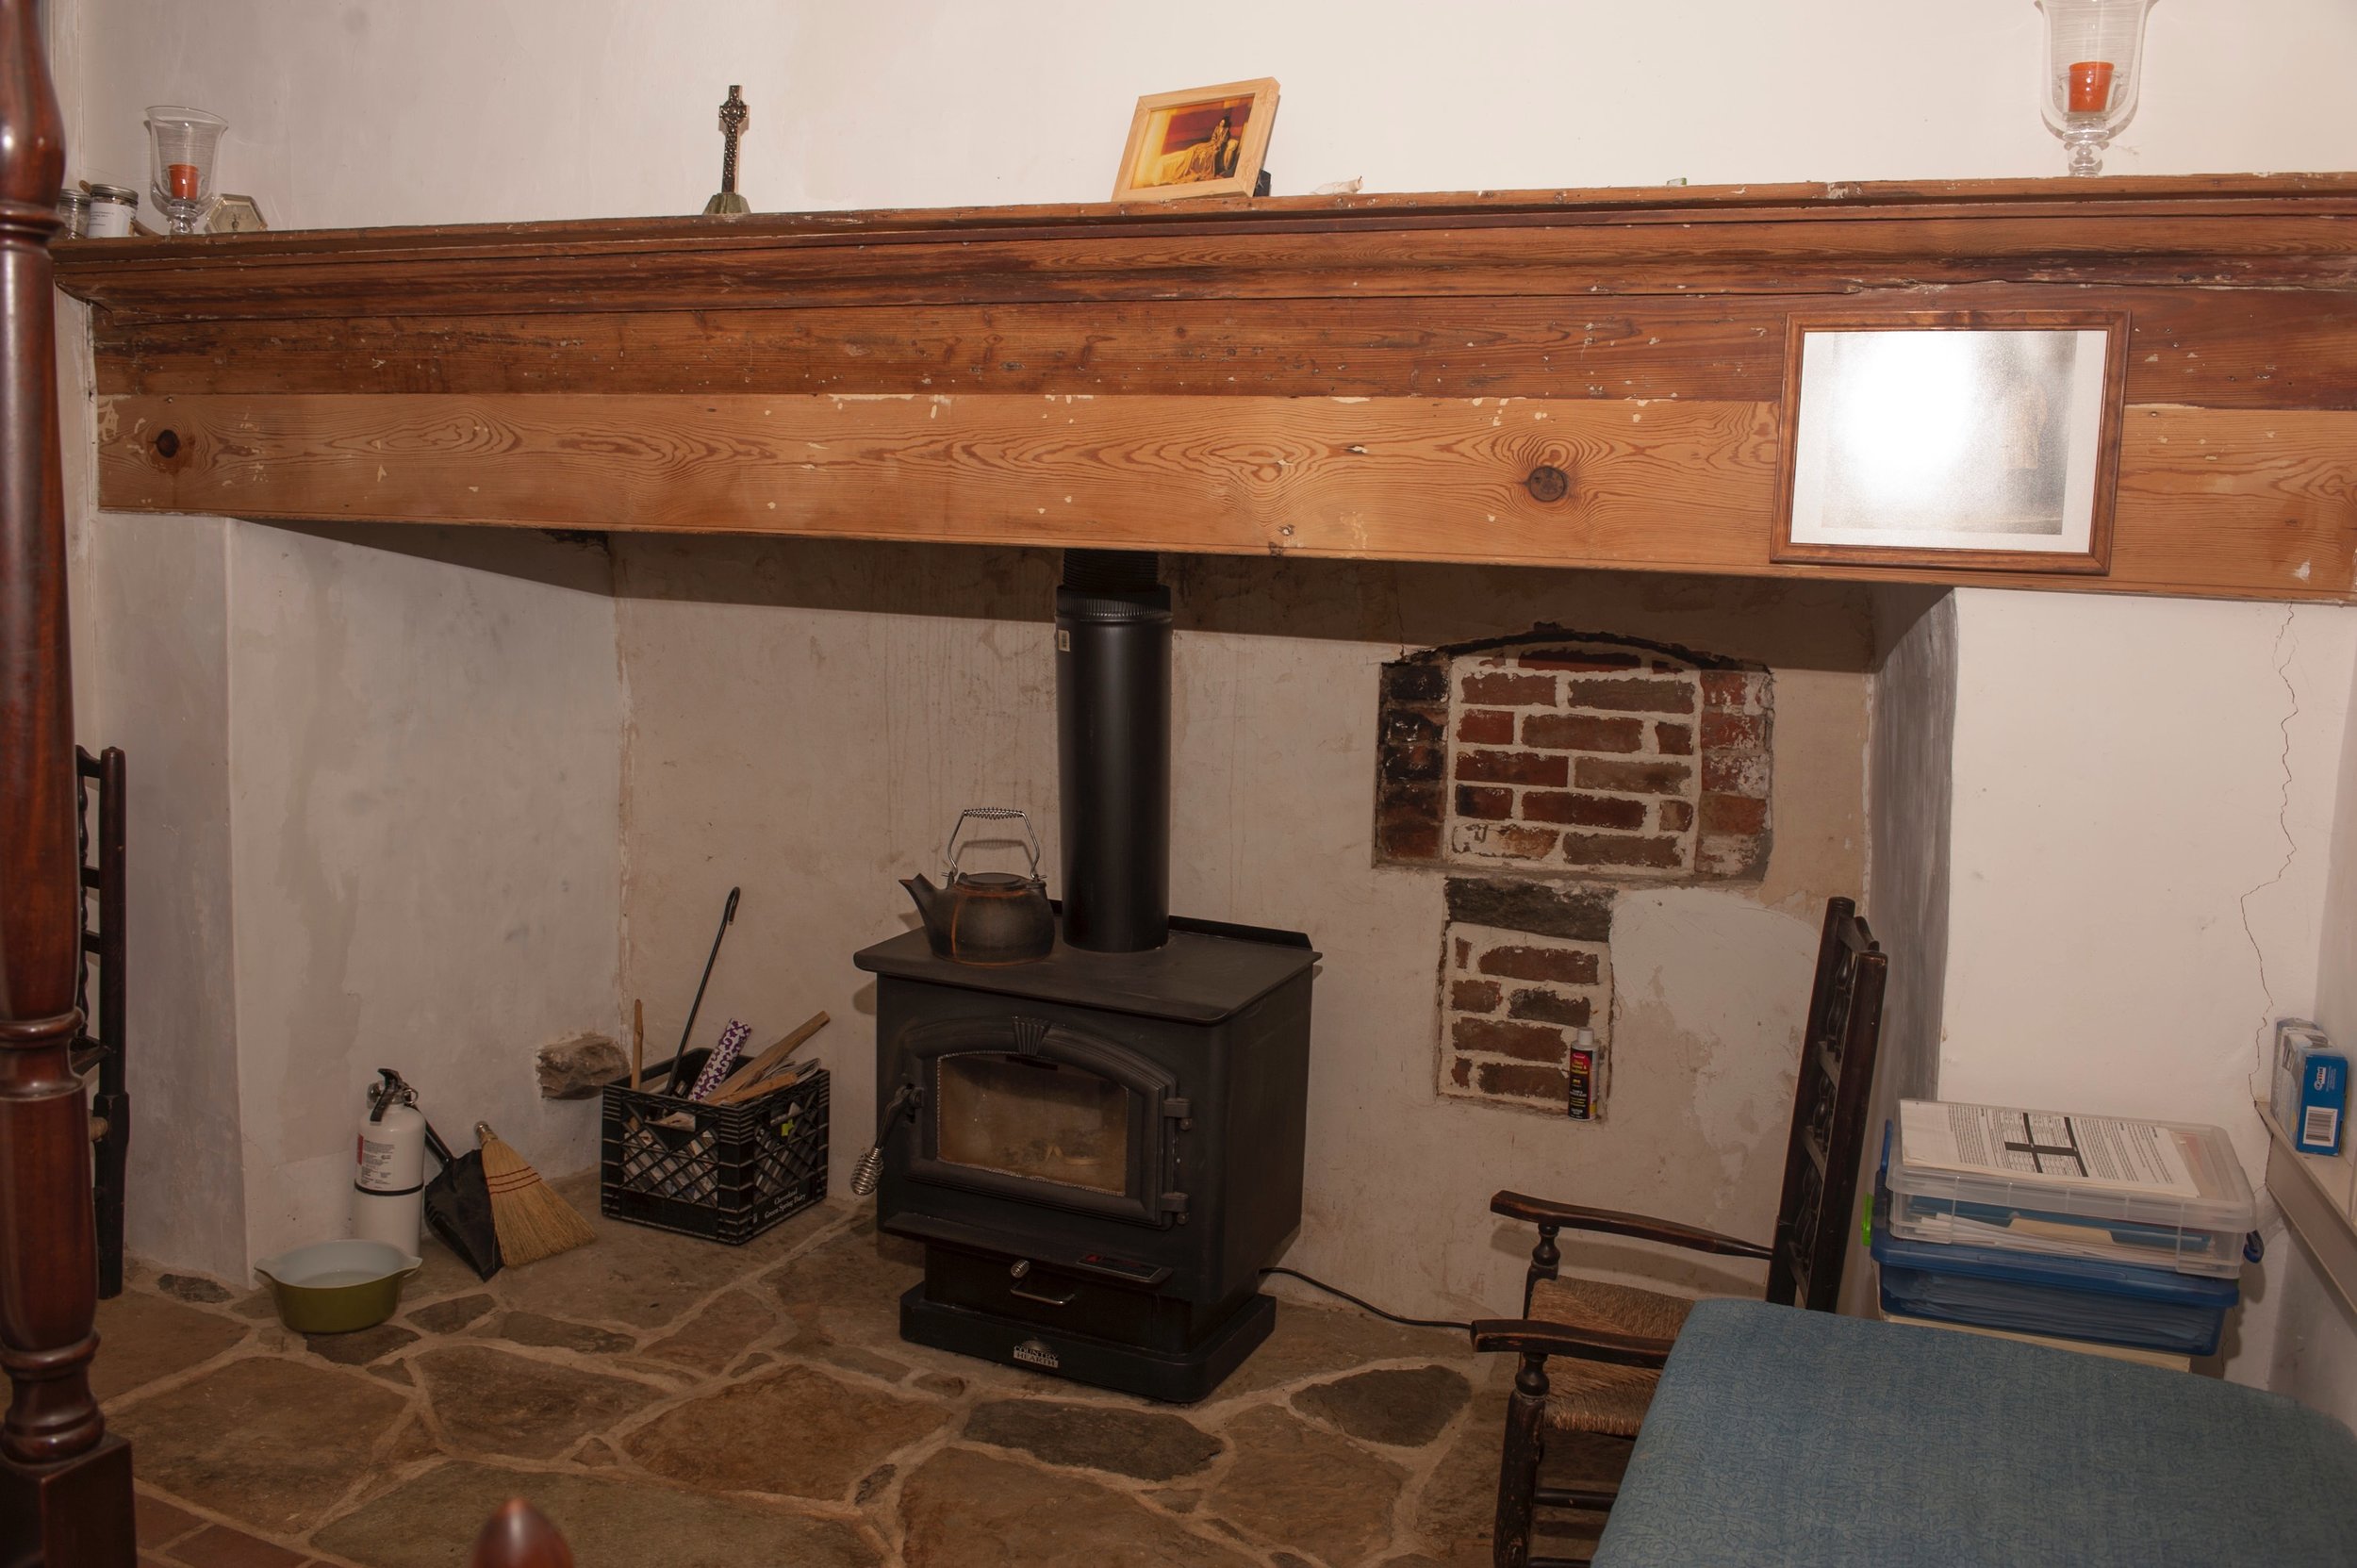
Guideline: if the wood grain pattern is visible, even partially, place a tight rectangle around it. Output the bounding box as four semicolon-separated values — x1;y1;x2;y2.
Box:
95;389;1779;569
54;176;2357;323
93;389;2357;600
87;285;2357;412
54;176;2357;602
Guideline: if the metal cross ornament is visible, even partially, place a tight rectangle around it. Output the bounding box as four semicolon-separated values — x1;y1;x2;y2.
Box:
704;85;750;216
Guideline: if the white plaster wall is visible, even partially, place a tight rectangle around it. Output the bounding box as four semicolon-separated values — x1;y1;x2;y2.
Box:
223;525;623;1267
618;542;1871;1319
80;512;248;1275
2264;1241;2357;1427
1940;591;2357;1384
1867;591;1957;1113
2256;628;2357;1425
1845;588;1957;1316
50;33;254;1273
54;0;2357;229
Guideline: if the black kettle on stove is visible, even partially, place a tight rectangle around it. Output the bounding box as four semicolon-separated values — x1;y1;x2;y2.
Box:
901;807;1055;965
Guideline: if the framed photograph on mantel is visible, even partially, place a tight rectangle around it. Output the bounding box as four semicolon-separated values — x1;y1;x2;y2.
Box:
1772;311;2129;574
1113;78;1278;203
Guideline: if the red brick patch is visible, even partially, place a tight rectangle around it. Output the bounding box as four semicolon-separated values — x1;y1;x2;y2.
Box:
1456;784;1514;820
1453;1017;1569;1063
1479;945;1601;985
1523;713;1644;752
1702;749;1770;798
1701;712;1766;751
1559;834;1685;869
1518;648;1643;672
1701;669;1758;710
1655;721;1693;755
1564;677;1696;714
1460;671;1558;706
1452;979;1503;1013
1700;792;1769;835
1658;799;1695;832
1475;1061;1572;1101
1574;757;1691;795
1508;988;1591;1028
1494;825;1561;859
1458;750;1570;787
1522;792;1647;830
1457;708;1517;745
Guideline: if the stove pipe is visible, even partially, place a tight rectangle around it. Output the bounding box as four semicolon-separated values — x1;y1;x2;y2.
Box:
1056;550;1170;952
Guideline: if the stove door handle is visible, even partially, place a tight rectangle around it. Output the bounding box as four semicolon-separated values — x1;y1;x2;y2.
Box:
1009;1278;1080;1308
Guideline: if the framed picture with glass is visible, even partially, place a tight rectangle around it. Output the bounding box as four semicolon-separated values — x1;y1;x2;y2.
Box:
1112;78;1279;204
1772;311;2129;574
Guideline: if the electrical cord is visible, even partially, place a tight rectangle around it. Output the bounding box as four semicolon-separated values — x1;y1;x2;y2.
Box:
1260;1265;1473;1332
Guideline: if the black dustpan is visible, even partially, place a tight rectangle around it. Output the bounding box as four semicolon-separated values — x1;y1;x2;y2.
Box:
423;1120;503;1280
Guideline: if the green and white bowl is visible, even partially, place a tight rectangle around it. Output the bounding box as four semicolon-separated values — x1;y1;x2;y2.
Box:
253;1239;421;1334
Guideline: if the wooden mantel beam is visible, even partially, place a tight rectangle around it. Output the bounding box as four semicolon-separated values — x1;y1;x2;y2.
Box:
51;174;2357;602
51;174;2357;322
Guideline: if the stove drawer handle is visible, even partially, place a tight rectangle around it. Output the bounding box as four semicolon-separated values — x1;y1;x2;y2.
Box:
1010;1278;1080;1308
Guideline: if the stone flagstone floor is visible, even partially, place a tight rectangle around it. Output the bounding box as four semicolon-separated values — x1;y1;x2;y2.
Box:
101;1179;1622;1567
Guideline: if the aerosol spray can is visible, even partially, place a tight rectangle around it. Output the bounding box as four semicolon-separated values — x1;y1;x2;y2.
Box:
1567;1027;1608;1121
354;1068;426;1250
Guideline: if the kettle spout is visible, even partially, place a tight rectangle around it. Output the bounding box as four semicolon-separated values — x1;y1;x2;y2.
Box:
900;872;942;929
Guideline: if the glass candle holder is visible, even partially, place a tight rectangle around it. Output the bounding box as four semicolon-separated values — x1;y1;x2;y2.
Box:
144;106;228;234
2036;0;2156;176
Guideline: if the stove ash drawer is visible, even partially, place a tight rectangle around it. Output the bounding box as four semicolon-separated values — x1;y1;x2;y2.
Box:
922;1246;1186;1345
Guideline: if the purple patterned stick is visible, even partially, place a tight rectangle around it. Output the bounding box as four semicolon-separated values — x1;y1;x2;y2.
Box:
690;1018;750;1100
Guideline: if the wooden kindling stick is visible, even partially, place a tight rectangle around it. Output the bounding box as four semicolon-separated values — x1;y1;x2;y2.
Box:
703;1011;829;1105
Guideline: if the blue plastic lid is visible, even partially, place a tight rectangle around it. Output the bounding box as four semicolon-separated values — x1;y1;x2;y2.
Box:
1871;1124;2239;1307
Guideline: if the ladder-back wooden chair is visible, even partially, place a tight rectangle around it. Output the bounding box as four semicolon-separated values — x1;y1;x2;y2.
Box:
74;744;127;1298
1472;895;1887;1568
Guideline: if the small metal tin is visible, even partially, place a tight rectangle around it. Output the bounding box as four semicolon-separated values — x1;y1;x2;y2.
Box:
83;183;137;238
54;188;89;238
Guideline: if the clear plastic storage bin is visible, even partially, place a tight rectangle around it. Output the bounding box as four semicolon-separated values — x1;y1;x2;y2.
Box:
1889;1099;2255;1279
1872;1139;2239;1356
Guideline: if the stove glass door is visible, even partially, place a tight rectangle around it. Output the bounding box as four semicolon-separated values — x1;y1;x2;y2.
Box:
936;1053;1130;1196
900;1015;1178;1226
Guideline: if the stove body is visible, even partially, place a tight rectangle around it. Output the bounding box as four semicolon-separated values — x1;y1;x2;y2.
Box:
855;916;1315;1401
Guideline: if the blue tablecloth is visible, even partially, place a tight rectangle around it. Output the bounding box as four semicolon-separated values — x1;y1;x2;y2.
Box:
1593;1298;2357;1567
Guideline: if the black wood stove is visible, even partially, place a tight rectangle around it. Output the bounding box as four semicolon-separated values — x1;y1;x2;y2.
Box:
853;552;1317;1401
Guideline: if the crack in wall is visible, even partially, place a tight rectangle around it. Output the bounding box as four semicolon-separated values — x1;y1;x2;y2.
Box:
2237;603;2300;1069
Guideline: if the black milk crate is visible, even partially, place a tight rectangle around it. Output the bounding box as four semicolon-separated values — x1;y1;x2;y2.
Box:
599;1065;829;1245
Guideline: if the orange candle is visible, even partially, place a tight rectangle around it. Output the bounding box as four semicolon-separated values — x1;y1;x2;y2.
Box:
2067;59;2116;114
167;161;199;200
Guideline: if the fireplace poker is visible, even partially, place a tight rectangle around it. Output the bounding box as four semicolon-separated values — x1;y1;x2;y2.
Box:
665;884;741;1094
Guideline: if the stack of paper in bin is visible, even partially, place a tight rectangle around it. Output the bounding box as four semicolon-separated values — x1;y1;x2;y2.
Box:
1888;1100;2254;1279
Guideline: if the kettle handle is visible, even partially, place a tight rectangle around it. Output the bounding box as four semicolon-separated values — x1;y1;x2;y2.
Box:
948;807;1043;881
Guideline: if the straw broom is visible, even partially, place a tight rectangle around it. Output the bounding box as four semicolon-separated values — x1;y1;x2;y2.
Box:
475;1122;596;1265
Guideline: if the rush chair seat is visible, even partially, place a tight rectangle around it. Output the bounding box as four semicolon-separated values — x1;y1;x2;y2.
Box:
1471;896;1887;1568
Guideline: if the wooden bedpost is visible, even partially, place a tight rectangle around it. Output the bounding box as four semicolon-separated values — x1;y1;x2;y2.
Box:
0;0;138;1561
470;1500;574;1568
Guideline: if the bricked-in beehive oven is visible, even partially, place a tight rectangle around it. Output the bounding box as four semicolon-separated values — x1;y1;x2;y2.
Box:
1377;631;1776;1114
1376;632;1772;880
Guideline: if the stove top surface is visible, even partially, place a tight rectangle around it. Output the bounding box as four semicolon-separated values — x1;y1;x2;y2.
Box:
854;914;1317;1023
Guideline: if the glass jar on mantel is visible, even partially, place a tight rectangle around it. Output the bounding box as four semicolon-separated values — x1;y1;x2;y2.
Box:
2036;0;2157;176
144;106;227;234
